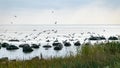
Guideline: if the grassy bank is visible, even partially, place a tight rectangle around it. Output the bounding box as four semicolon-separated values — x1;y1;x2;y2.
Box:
0;42;120;68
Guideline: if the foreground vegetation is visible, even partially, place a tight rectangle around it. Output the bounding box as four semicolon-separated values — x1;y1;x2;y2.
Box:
0;42;120;68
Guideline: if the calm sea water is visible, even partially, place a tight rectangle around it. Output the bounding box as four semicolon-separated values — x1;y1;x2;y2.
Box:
0;24;120;60
0;24;120;35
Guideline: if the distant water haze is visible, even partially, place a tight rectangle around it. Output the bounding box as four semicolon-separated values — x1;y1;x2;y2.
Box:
0;24;120;35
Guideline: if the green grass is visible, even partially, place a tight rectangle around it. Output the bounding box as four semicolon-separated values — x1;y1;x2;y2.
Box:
0;42;120;68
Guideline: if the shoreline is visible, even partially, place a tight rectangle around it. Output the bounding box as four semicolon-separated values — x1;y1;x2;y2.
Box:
0;42;120;68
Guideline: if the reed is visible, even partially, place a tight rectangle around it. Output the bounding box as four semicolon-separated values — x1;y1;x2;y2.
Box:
0;42;120;68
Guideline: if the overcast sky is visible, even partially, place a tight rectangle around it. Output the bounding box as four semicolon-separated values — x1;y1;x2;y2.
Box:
0;0;120;24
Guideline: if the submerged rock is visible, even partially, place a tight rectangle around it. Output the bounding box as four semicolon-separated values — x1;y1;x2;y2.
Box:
108;36;118;40
9;39;20;42
74;41;81;46
6;45;19;50
43;44;52;48
46;40;50;42
69;39;74;41
1;43;9;48
31;44;39;49
31;56;39;60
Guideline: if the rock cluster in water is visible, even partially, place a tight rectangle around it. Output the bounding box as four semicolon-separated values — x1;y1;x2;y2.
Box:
0;30;119;54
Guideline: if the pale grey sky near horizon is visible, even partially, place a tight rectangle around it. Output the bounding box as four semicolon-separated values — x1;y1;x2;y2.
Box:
0;0;120;24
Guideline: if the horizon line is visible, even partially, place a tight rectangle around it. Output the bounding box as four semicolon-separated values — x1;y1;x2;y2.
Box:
0;24;120;26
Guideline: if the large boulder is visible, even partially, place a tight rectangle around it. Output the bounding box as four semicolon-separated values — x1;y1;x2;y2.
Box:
53;42;62;46
54;46;63;51
19;44;24;48
6;45;19;50
89;36;99;40
89;36;106;40
1;43;9;48
19;44;29;48
63;41;71;47
74;41;81;46
54;43;63;51
108;36;118;40
31;44;39;49
100;36;106;40
22;44;33;53
52;39;62;47
0;43;1;49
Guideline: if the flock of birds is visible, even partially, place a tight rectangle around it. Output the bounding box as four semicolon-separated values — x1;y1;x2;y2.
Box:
0;28;83;53
0;27;119;53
